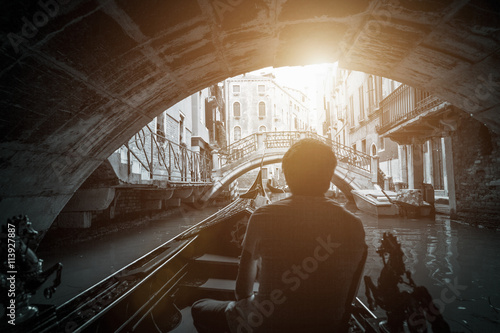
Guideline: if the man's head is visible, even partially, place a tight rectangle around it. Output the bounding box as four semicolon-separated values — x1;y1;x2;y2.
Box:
282;138;337;196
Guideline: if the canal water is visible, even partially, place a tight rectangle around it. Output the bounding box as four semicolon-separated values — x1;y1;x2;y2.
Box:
33;206;221;307
33;201;500;332
358;212;500;332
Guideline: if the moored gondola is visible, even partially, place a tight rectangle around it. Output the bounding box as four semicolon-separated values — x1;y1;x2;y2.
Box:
266;179;288;194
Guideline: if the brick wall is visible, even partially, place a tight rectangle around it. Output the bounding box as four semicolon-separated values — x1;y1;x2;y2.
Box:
451;114;500;227
92;188;161;225
165;114;179;144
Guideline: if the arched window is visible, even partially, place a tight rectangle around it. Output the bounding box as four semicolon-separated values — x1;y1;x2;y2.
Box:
259;125;267;132
259;102;266;117
234;126;241;141
233;102;241;117
371;143;377;156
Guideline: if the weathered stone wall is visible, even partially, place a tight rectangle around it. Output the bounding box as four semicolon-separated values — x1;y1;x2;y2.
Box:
451;114;500;227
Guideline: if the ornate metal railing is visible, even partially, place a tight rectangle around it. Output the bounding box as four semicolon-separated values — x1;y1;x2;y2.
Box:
309;133;372;172
219;131;372;173
264;131;304;149
124;125;212;183
376;84;445;134
219;133;259;164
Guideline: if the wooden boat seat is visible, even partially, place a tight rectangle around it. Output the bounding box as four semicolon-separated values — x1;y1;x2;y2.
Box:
190;253;241;280
194;253;240;265
198;278;259;292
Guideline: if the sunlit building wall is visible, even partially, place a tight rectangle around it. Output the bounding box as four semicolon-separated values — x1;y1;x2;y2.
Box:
332;69;403;184
224;73;310;187
224;73;311;145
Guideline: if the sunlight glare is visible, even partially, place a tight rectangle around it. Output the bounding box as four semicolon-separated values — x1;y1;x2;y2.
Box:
250;63;337;91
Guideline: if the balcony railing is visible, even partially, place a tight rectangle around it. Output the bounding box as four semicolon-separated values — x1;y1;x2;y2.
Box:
376;84;444;134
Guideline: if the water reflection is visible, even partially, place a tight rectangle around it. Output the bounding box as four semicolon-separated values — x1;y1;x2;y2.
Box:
358;211;500;332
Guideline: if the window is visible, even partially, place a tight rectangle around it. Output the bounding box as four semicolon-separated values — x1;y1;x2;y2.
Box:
368;75;375;113
359;86;365;120
379;136;385;151
259;125;267;132
199;92;204;124
233;84;240;93
361;139;366;154
233;102;241;117
258;85;265;94
234;126;241;141
179;114;185;144
371;144;377;156
349;96;354;126
259;102;266;117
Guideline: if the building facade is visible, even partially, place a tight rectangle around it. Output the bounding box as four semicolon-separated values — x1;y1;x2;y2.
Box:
225;73;311;145
224;73;311;186
330;69;452;200
116;84;226;184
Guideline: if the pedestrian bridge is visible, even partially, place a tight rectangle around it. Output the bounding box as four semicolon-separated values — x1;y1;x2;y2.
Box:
201;131;380;202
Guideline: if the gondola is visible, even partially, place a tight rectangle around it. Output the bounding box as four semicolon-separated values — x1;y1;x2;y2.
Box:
266;179;288;194
4;171;447;333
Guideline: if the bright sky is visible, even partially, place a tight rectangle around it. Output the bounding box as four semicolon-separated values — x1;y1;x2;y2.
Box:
251;63;337;92
248;63;338;131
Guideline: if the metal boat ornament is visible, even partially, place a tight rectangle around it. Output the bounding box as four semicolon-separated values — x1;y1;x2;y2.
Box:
0;215;63;327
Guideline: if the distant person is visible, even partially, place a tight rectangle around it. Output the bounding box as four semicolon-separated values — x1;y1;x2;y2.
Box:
192;138;367;333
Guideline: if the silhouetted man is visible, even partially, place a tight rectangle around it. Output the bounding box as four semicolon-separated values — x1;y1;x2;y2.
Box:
192;138;367;333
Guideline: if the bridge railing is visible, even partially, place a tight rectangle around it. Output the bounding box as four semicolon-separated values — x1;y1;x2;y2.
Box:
124;125;212;183
309;133;372;172
219;133;259;165
219;131;372;173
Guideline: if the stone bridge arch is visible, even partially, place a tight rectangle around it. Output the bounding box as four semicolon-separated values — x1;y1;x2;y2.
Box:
202;149;363;202
203;131;376;201
1;1;499;231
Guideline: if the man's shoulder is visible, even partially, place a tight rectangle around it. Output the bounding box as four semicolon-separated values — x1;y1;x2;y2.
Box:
255;196;293;210
252;196;355;217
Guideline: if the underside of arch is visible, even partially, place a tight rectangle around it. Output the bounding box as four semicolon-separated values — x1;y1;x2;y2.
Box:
1;1;499;231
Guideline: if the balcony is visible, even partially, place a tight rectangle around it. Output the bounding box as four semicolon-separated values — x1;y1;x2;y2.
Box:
376;84;452;144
